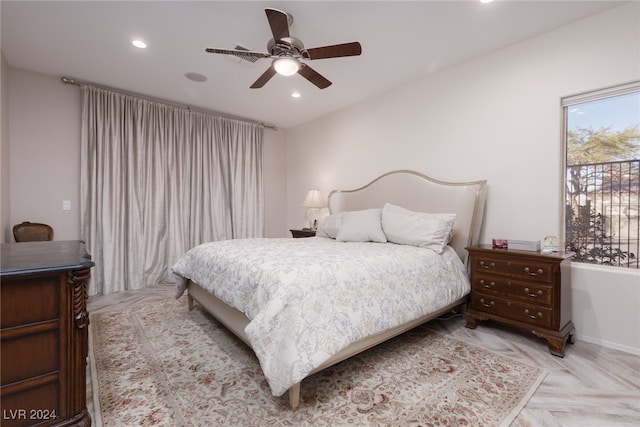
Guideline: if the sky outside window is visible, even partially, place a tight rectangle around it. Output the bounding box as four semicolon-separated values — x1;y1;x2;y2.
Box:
568;91;640;133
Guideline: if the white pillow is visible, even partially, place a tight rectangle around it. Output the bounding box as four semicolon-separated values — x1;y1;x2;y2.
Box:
381;203;456;253
336;209;387;243
315;213;342;239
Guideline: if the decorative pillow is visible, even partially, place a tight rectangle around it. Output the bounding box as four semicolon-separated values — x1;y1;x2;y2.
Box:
315;213;343;239
336;209;387;243
381;203;456;253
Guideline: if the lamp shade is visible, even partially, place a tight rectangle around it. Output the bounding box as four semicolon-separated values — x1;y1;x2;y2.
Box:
302;190;326;208
273;57;300;76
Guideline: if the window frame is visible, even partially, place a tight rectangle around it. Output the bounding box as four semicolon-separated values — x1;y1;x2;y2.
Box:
561;81;640;269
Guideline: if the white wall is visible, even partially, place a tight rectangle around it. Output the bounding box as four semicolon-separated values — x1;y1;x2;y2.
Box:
9;69;82;240
4;68;288;242
286;3;640;353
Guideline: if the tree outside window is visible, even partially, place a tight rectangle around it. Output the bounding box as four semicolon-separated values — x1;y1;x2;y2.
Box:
563;83;640;269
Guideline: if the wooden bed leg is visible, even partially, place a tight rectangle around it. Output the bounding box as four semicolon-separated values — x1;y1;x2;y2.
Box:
288;383;301;410
188;295;194;311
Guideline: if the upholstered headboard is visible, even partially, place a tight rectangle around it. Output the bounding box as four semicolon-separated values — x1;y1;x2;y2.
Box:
328;170;487;265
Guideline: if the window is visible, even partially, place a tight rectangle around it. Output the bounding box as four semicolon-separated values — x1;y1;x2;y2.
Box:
563;82;640;269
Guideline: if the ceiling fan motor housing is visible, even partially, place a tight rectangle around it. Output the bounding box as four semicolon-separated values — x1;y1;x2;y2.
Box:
267;37;305;58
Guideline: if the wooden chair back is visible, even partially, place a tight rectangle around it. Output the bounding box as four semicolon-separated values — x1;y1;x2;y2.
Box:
13;221;54;242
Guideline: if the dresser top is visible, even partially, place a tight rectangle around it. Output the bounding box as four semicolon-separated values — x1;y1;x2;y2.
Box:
1;240;94;277
467;244;575;261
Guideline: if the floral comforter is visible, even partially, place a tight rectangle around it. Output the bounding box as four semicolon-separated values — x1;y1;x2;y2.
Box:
172;237;470;396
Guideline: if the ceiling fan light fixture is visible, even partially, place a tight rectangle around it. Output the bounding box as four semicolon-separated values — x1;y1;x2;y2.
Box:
273;57;300;76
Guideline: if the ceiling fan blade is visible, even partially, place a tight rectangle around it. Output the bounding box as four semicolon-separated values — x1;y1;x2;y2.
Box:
303;42;362;60
205;48;271;59
298;64;332;89
250;67;277;89
265;8;290;41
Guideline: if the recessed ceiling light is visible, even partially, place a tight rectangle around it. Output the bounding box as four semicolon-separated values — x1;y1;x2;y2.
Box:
185;72;207;82
131;39;147;49
480;0;494;4
291;92;301;98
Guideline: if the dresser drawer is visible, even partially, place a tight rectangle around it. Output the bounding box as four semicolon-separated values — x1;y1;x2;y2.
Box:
0;276;60;328
472;273;553;306
1;329;59;385
472;255;555;283
470;293;554;329
0;382;60;427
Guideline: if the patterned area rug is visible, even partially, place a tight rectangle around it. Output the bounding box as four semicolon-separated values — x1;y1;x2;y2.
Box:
89;297;546;426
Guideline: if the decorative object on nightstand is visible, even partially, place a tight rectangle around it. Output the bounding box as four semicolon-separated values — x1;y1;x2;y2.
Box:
465;245;576;357
302;189;327;230
507;239;541;252
290;229;316;238
542;235;560;253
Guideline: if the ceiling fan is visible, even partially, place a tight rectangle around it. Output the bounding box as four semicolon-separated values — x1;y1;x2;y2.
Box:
205;8;362;89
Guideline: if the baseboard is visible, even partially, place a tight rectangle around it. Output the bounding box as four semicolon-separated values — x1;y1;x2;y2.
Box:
577;334;640;355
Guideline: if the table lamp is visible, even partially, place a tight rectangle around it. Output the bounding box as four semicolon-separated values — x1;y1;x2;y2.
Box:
302;189;327;230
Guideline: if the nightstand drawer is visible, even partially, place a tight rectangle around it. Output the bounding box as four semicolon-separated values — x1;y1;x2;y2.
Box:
472;273;553;305
470;294;554;329
472;255;555;283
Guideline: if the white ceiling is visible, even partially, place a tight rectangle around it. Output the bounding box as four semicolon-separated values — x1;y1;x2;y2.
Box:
1;1;625;129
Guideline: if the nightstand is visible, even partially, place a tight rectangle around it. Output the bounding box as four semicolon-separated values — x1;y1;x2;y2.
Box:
465;245;576;357
290;229;316;238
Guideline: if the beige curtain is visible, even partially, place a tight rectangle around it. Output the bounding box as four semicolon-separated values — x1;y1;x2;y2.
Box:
80;85;263;296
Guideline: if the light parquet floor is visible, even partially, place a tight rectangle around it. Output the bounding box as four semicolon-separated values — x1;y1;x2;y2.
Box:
87;285;640;426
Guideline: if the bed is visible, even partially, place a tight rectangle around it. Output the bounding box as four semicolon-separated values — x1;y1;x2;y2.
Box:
172;170;487;409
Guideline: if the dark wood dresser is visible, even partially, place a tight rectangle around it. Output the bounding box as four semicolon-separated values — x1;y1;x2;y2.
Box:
465;245;575;357
1;241;94;426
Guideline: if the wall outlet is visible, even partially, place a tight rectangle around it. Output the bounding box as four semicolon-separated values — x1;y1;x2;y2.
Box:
63;200;71;211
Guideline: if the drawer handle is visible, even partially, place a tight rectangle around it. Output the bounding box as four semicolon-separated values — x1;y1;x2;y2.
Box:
480;280;496;288
524;267;544;276
524;287;543;298
480;261;495;269
480;298;495;308
524;309;543;319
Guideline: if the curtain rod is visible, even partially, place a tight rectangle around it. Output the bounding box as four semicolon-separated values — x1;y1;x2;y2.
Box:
60;77;278;131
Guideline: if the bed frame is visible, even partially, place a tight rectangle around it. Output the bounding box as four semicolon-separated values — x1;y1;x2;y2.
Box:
185;170;487;409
